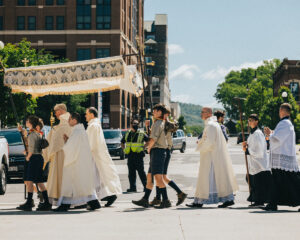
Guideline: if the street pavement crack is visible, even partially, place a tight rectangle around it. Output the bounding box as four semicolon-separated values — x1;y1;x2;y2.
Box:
179;215;186;240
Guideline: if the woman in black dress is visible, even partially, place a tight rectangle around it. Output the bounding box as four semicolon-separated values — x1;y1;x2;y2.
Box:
17;116;51;211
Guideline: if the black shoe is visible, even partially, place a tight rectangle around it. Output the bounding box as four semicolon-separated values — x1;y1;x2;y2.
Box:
149;197;161;207
154;200;172;209
36;202;52;211
87;200;101;211
176;192;188;206
261;203;278;211
126;188;137;193
186;203;203;208
249;202;264;207
73;204;87;209
53;204;70;212
218;201;235;208
16;201;33;211
105;195;117;207
132;198;149;208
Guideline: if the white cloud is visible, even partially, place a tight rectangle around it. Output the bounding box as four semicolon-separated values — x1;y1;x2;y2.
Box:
168;44;184;55
172;94;193;104
170;64;200;80
200;60;265;82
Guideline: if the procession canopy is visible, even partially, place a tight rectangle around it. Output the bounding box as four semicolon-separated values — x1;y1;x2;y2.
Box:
3;56;144;97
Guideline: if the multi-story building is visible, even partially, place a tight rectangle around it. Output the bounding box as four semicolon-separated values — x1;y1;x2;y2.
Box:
273;58;300;103
144;14;170;109
170;102;181;119
0;0;145;129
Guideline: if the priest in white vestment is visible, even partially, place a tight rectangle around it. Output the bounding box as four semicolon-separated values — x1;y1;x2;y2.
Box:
85;107;122;207
264;103;300;211
54;112;100;212
186;107;238;208
43;103;72;205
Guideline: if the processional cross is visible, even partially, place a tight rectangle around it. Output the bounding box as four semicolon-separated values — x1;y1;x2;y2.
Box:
22;58;29;67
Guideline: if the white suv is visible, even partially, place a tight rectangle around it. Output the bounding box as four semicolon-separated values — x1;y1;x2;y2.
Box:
172;129;186;153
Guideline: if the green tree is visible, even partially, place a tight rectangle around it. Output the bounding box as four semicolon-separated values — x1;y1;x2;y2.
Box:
0;39;89;127
214;59;281;120
261;87;299;129
177;115;187;130
0;40;58;127
185;125;203;136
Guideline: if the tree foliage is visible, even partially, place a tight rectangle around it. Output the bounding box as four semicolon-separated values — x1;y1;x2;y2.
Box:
177;115;187;130
215;59;281;120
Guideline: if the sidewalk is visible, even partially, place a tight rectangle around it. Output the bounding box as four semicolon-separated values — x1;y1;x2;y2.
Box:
0;200;299;240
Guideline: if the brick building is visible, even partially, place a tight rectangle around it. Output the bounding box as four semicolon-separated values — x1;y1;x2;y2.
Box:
273;58;300;103
0;0;145;129
144;14;170;109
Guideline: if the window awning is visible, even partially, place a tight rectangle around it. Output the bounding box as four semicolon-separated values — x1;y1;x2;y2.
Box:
4;56;144;97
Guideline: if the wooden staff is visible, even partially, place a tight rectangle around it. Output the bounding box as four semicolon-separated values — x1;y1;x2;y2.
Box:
235;97;251;194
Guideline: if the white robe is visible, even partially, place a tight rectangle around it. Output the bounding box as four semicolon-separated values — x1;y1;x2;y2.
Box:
194;116;238;202
247;128;270;175
270;118;299;172
43;112;72;205
86;118;122;199
58;124;96;206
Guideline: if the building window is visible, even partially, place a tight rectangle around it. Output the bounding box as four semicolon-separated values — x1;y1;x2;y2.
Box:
0;0;3;6
77;48;91;60
0;16;3;30
28;16;36;30
96;48;110;58
76;0;91;30
152;91;160;97
96;0;111;30
45;0;54;5
56;16;64;30
28;0;36;5
17;16;25;30
45;16;54;30
57;0;65;5
17;0;25;6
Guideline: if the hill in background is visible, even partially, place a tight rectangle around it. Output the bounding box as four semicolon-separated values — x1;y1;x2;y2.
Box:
178;102;204;126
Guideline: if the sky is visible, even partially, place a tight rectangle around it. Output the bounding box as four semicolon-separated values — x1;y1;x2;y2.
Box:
144;0;300;107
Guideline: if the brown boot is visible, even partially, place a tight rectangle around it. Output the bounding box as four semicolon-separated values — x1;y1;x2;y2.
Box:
176;192;188;206
149;197;161;207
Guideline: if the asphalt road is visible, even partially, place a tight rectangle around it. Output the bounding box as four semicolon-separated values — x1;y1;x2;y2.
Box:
0;137;300;240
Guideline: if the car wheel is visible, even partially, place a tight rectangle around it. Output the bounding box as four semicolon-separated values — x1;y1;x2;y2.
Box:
0;164;7;195
180;143;186;153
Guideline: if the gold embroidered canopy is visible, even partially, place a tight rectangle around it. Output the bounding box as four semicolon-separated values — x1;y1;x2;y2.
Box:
3;56;144;97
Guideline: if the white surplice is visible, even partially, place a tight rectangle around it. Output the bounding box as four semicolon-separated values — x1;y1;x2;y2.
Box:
247;128;270;175
194;116;238;204
270;118;299;172
58;124;96;206
86;118;122;199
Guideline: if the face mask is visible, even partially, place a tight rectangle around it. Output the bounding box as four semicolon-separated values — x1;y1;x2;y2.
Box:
132;125;138;131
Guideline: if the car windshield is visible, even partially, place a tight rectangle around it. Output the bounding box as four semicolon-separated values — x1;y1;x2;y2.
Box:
104;131;121;139
0;131;23;146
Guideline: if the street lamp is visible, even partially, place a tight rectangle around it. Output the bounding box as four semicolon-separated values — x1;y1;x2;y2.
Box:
282;91;288;102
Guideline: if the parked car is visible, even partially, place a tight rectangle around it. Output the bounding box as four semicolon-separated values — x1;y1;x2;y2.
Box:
172;129;186;153
103;129;125;160
0;136;9;195
187;133;192;137
237;132;249;144
0;129;26;180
